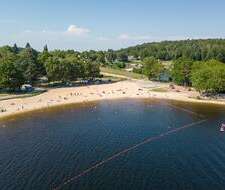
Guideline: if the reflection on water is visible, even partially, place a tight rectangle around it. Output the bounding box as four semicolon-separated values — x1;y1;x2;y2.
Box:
0;99;225;190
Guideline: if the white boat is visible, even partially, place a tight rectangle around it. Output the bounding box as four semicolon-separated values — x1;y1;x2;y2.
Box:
220;124;225;132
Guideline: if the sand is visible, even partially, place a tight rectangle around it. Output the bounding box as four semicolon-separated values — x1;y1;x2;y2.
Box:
0;80;225;120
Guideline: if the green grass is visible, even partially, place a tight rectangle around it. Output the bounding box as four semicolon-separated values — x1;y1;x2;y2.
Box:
101;67;146;80
151;87;168;93
0;91;46;101
127;60;143;64
0;94;8;97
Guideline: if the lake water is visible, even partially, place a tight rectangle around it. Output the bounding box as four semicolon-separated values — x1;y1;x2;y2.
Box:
0;99;225;190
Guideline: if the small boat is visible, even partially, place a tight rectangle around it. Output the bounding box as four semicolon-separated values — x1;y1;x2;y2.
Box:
220;124;225;132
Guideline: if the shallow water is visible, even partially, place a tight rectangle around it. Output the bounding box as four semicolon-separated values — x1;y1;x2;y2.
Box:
0;99;225;190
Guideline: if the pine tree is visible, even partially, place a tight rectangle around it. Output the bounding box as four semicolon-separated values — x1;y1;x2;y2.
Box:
43;44;48;53
12;43;19;53
25;43;31;49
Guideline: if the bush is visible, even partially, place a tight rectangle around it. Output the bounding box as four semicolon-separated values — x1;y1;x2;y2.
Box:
112;61;126;69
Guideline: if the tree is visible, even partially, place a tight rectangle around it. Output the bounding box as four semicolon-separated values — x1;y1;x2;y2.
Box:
117;52;128;62
96;51;106;65
45;57;72;82
37;45;51;76
0;55;24;90
65;54;85;78
106;49;116;63
18;44;40;83
25;42;31;49
171;58;193;86
45;56;85;82
142;57;163;80
43;44;48;53
0;46;14;59
84;61;100;79
12;43;19;54
114;39;225;63
191;60;225;93
216;53;225;63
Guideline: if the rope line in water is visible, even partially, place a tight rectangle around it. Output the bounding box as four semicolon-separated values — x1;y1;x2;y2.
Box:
52;119;207;190
166;103;205;118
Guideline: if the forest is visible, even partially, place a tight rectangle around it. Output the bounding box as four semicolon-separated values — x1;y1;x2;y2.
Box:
116;39;225;62
0;39;225;94
0;44;100;91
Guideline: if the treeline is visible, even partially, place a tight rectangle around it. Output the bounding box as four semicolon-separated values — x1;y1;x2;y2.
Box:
73;39;225;68
139;57;225;94
172;58;225;94
79;49;128;69
116;39;225;63
1;40;225;94
0;44;100;91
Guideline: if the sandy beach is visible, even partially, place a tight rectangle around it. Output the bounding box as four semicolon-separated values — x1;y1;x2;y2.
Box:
0;80;225;120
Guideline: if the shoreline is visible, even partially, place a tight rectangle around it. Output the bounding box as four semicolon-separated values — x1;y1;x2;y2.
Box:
0;80;225;121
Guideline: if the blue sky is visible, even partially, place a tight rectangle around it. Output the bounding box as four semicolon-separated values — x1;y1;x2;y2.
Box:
0;0;225;51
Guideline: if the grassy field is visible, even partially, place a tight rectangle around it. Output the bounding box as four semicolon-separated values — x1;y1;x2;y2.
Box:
0;94;8;97
101;67;147;80
0;91;46;101
150;87;168;93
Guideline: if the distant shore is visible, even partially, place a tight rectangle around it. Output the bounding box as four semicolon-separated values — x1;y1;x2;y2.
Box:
0;80;225;121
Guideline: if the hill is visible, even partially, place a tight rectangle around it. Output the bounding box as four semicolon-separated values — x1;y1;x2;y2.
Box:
116;39;225;63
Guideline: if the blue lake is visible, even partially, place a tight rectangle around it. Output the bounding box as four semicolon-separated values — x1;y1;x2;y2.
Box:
0;99;225;190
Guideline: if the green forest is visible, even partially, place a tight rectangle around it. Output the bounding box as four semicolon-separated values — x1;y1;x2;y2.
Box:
0;39;225;94
116;39;225;62
0;44;100;91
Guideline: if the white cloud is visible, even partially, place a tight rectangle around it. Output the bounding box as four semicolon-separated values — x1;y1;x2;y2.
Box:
118;33;152;41
21;24;90;37
66;25;90;36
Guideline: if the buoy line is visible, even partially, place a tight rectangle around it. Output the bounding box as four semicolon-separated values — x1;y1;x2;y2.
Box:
165;103;205;119
52;119;207;190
